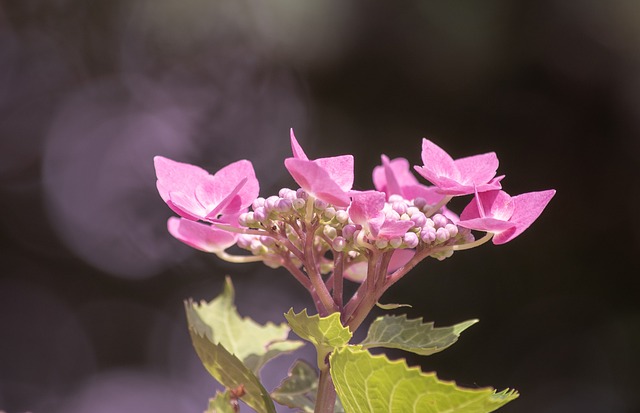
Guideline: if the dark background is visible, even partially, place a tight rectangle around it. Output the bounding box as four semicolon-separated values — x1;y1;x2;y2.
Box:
1;1;639;412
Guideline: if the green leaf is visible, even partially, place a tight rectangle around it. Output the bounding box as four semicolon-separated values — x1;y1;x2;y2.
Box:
360;315;479;356
189;328;276;413
284;308;352;367
271;360;317;413
271;360;345;413
376;302;412;310
185;276;304;373
204;390;236;413
330;346;519;413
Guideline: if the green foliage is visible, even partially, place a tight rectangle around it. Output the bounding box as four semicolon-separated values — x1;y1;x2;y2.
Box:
188;330;276;413
186;277;304;373
185;279;516;413
185;277;303;413
284;308;352;367
360;315;479;356
375;302;412;310
331;346;519;413
271;360;317;413
204;390;237;413
271;360;345;413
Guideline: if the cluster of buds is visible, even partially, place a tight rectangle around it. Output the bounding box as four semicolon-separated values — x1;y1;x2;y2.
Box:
154;130;555;331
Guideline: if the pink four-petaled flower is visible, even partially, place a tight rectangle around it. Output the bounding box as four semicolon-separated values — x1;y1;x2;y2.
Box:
414;139;503;196
154;156;259;223
373;155;444;204
284;129;354;207
457;189;556;244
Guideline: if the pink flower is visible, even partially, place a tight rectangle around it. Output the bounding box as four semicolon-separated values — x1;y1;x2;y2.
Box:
457;189;556;244
348;191;414;240
284;129;354;207
154;156;259;223
414;139;503;196
167;217;238;253
373;155;445;204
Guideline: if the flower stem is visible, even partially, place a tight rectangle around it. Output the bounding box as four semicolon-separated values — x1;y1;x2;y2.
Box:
332;252;344;310
315;365;337;413
304;223;338;315
215;251;264;263
424;195;453;217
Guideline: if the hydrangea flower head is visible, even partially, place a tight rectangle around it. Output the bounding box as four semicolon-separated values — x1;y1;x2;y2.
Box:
414;139;503;196
284;129;354;207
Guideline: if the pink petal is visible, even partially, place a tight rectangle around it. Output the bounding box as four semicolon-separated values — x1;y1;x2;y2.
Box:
388;249;415;273
401;184;444;204
373;155;417;197
197;159;259;213
290;128;309;160
284;158;351;207
167;217;237;253
313;155;354;192
167;190;207;221
457;217;516;233
204;178;247;220
377;220;415;239
154;155;209;205
493;189;556;244
417;139;459;184
348;191;386;227
461;190;514;221
454;152;499;186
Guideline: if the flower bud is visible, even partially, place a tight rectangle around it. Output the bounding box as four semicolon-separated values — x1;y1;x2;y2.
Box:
375;239;389;249
342;224;357;240
236;234;253;249
413;197;427;209
436;227;449;243
403;232;419;248
238;212;249;227
410;211;426;227
433;214;448;228
263;254;283;269
292;198;306;210
276;198;293;213
406;206;420;216
392;201;407;215
296;188;308;199
445;223;458;238
323;225;337;240
385;210;401;221
332;236;346;252
389;237;403;248
264;196;280;213
323;207;336;220
252;197;265;210
314;198;328;210
253;207;267;223
335;209;349;224
421;227;436;243
388;194;404;203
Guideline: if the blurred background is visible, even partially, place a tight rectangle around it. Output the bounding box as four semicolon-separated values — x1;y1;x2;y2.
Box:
1;1;639;412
